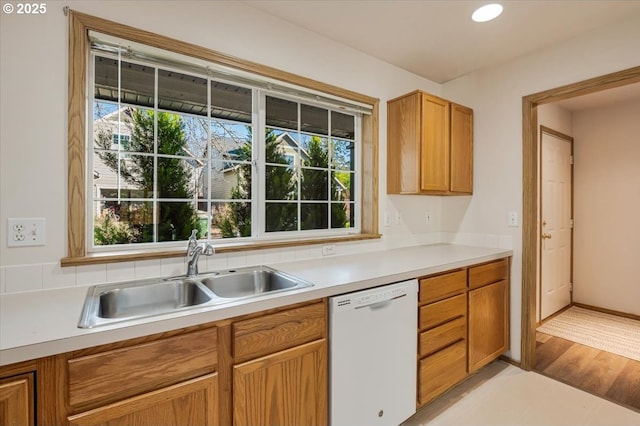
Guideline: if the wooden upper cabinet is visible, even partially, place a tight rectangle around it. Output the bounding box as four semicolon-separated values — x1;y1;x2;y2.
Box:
420;94;450;192
387;90;473;195
450;103;473;193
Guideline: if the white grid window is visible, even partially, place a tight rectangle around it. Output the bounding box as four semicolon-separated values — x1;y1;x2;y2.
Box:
89;49;360;250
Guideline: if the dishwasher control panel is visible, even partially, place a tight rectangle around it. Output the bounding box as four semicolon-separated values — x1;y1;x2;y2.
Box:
331;281;414;313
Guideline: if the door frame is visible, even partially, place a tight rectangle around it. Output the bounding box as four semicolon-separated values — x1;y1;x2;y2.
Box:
538;126;573;323
520;66;640;371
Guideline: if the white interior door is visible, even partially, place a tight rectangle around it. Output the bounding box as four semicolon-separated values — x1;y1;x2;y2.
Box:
540;129;573;320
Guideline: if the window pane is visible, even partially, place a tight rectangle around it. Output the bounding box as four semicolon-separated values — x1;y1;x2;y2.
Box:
301;135;328;168
118;108;154;154
266;165;296;200
211;81;252;123
267;128;299;165
331;111;355;139
301;203;328;230
266;203;297;232
94;152;154;199
266;96;297;131
210;161;252;201
93;103;137;152
93;101;118;122
158;69;207;116
158;202;199;242
180;115;210;158
158;157;201;199
332;171;353;201
211;201;251;239
301;169;328;201
93;201;154;245
301;104;328;135
94;56;155;108
154;112;193;156
332;202;354;229
331;139;354;171
211;121;252;162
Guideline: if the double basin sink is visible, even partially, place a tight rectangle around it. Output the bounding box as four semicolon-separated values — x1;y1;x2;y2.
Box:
78;266;314;328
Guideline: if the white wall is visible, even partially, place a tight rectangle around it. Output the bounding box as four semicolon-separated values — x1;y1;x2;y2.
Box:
441;13;640;361
0;1;445;291
573;99;640;316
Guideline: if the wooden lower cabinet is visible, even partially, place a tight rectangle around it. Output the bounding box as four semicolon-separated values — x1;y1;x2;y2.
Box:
68;374;218;426
418;341;467;405
468;279;509;372
0;373;34;426
416;269;468;408
53;299;328;426
233;339;327;426
417;257;511;408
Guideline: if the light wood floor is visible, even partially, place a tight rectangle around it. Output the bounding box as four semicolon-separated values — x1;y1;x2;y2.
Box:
536;331;640;412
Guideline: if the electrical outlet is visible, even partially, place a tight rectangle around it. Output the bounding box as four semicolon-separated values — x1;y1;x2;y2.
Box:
425;211;431;224
508;211;519;227
322;245;336;256
7;218;46;247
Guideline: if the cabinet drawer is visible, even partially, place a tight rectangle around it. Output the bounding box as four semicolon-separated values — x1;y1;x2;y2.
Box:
419;316;466;357
419;270;466;304
68;327;217;409
233;301;326;361
419;293;466;330
469;258;508;289
418;340;467;406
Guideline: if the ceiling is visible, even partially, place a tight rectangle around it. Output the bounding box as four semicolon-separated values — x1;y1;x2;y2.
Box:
244;1;640;110
244;0;640;84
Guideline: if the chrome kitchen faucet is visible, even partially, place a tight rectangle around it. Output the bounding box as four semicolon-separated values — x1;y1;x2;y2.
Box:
186;229;215;277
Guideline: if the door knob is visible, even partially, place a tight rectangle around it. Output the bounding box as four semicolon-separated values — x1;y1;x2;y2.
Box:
541;233;552;239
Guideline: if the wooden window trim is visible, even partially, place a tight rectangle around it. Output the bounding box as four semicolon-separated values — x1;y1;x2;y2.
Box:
64;10;379;266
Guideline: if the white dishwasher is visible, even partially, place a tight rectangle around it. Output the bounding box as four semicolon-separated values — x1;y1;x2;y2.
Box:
329;279;418;426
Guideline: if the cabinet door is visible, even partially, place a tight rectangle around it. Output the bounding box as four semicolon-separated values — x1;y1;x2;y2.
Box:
450;103;473;193
0;373;34;426
420;94;450;192
67;374;218;426
233;339;327;426
387;92;421;194
468;280;508;372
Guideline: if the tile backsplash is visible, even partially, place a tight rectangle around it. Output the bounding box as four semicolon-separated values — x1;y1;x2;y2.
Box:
0;233;512;294
0;240;377;294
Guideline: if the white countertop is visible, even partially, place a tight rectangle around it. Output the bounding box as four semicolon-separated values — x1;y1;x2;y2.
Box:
0;244;511;366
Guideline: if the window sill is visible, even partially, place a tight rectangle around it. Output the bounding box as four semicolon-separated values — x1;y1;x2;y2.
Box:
60;233;382;267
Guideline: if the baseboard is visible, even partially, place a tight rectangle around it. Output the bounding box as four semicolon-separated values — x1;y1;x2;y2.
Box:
573;302;640;322
498;354;521;369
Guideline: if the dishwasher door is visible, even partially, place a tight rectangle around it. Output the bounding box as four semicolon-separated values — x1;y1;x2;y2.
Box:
329;279;418;426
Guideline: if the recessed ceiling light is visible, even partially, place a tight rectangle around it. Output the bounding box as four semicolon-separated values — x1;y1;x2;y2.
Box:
472;3;503;23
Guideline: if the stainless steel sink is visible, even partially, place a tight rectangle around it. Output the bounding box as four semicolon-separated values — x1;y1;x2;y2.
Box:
78;278;212;328
78;266;313;328
200;266;312;299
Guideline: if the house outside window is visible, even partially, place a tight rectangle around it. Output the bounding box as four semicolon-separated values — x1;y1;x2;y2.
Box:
90;47;361;250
